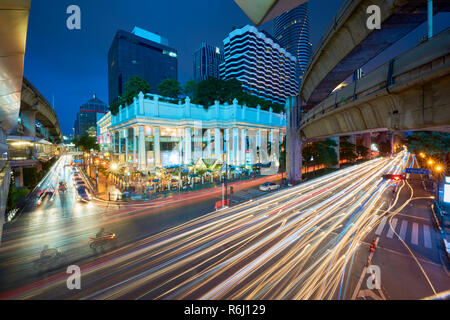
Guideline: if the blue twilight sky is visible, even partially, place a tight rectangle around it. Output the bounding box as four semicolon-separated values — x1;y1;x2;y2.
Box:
23;0;450;136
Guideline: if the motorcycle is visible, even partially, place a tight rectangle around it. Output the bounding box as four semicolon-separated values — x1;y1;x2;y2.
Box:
33;249;66;273
88;232;116;250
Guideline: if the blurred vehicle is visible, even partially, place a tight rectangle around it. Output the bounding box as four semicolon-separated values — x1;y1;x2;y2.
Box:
76;186;91;202
33;247;66;272
37;189;56;205
58;181;67;192
259;182;280;192
89;231;116;250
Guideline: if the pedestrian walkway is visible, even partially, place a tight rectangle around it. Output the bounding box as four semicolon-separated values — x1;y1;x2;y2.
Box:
375;217;434;249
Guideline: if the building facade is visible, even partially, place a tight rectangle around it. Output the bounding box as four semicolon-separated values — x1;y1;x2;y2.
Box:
219;25;298;105
108;26;178;105
193;42;224;82
273;3;312;84
74;95;108;137
97;93;286;172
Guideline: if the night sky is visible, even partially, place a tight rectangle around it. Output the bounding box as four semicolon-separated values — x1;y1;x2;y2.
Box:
23;0;450;136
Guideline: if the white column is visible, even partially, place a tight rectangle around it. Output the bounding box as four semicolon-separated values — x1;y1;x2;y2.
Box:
178;128;183;165
214;128;221;160
133;127;137;166
184;127;191;164
154;126;161;167
206;129;211;158
271;129;280;164
232;127;239;165
240;128;247;166
138;126;145;169
118;131;122;163
225;128;231;164
125;130;129;164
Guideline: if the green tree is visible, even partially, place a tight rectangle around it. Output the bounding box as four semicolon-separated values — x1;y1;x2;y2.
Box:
183;79;197;99
340;137;358;163
73;135;100;152
110;76;151;115
302;139;338;173
158;78;181;98
405;131;450;170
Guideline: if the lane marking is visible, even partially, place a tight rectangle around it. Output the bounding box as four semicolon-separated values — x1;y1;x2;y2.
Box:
386;218;397;239
398;220;408;241
423;225;432;249
411;222;419;245
375;217;387;236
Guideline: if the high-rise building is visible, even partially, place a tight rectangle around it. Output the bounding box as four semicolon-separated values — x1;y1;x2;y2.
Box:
273;3;312;85
74;95;108;137
108;26;178;105
193;42;224;81
219;25;298;105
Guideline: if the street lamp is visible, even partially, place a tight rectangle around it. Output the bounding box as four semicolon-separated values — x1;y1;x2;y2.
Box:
428;159;434;166
434;164;443;203
419;152;425;158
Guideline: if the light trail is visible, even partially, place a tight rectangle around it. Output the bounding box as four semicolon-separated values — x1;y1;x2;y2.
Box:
0;152;411;300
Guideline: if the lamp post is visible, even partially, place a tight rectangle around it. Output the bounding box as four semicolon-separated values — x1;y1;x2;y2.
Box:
435;165;443;203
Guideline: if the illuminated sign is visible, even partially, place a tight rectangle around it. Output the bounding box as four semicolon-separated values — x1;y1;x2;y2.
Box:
444;183;450;204
445;176;450;184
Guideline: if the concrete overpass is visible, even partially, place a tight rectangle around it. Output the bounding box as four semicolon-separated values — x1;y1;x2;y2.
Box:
19;77;62;143
0;0;31;243
299;27;450;140
300;0;450;108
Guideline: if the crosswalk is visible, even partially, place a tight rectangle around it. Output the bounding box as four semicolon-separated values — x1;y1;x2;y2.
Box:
374;217;433;249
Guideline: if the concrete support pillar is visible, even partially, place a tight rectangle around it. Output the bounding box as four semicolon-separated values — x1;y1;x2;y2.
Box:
138;126;146;169
21;109;37;137
15;167;24;187
214;128;221;160
240;128;247;166
331;137;340;168
286;96;302;185
362;133;371;159
184;127;191;164
154;126;161;167
389;132;395;155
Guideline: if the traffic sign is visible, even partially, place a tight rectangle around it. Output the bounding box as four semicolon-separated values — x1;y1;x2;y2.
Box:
405;168;430;175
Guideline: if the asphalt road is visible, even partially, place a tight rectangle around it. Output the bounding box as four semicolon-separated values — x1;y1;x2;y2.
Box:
0;151;424;300
0;155;273;294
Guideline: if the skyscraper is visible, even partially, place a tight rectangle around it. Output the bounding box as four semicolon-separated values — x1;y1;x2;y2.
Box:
108;26;178;105
273;3;312;85
219;25;298;105
74;95;108;137
193;43;224;81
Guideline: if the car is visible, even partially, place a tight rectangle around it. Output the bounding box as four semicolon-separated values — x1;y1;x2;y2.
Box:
259;182;280;192
76;186;91;202
37;189;56;205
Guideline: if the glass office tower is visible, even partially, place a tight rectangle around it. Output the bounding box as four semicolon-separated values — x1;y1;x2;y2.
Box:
193;42;224;82
108;27;178;105
273;3;312;85
74;95;108;137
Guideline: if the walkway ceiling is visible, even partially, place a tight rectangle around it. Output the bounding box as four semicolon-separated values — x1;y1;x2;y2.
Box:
234;0;307;26
0;0;30;133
